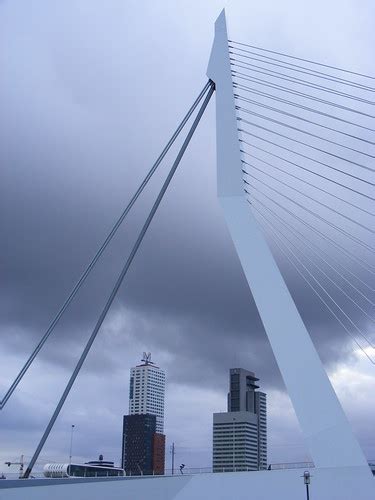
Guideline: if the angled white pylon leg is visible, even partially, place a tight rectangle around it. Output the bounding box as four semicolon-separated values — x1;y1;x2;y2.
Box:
207;9;371;472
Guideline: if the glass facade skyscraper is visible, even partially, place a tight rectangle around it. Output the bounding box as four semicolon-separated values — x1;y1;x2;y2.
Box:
122;414;156;474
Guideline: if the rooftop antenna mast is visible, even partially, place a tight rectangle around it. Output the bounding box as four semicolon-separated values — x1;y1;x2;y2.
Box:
142;352;154;365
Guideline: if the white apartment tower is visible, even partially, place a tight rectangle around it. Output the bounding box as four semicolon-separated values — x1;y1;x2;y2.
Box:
213;368;267;472
128;353;165;433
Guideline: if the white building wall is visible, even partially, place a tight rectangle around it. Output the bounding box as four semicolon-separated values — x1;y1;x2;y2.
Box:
213;412;260;472
256;392;267;470
129;363;165;433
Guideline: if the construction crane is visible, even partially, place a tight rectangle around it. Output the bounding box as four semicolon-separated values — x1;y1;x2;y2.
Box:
4;455;24;479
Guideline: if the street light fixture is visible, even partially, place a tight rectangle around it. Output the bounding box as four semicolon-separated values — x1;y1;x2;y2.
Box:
303;470;311;500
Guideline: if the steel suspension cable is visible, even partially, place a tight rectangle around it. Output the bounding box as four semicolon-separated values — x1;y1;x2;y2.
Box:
0;80;212;411
228;46;375;92
247;185;375;279
249;195;375;306
251;203;375;328
253;205;375;344
228;40;375;81
233;87;375;133
239;139;375;203
238;131;375;194
251;206;375;364
242;162;375;233
22;82;215;479
244;177;375;253
234;96;375;146
231;60;375;105
237;105;375;159
240;153;374;217
232;73;375;119
238;117;375;174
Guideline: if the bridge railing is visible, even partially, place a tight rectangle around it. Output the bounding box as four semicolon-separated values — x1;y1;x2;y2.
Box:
3;462;375;480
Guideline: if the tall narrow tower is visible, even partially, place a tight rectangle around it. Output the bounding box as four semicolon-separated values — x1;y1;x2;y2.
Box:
128;353;165;433
228;368;267;469
122;353;166;473
213;368;267;472
207;9;374;499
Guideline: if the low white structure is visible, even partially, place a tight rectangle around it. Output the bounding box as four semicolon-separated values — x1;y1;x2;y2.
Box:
43;462;124;478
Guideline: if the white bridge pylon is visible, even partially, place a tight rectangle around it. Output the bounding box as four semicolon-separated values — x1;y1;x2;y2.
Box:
207;8;372;476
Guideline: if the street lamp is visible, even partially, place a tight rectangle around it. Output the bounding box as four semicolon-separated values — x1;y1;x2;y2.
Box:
69;425;75;469
170;442;175;475
303;470;311;500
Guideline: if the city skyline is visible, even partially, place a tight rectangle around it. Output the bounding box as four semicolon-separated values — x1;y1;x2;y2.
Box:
1;0;374;474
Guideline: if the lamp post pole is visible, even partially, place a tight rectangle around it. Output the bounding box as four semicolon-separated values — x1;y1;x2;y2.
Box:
171;442;175;475
303;470;311;500
69;424;75;469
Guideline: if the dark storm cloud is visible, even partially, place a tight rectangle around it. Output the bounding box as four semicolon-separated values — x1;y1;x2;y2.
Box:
0;0;373;397
1;0;374;469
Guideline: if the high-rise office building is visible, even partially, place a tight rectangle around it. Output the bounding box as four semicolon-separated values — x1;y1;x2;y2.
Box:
122;414;156;475
122;353;166;474
129;353;165;433
212;368;267;472
121;414;166;475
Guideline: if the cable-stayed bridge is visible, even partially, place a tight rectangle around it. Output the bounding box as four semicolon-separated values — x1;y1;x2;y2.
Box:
1;9;374;500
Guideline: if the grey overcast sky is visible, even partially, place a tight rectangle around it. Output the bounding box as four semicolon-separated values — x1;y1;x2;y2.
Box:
1;0;374;473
